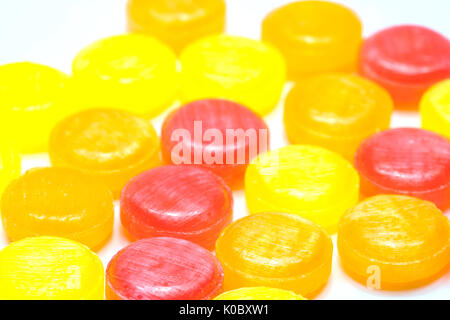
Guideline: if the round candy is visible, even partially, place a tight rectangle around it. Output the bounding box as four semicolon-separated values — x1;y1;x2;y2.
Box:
161;99;269;188
359;25;450;108
0;62;74;153
338;195;450;289
179;35;286;115
0;237;104;300
262;1;362;79
127;0;226;54
49;108;160;198
106;237;224;300
121;165;233;250
284;74;393;160
1;167;114;250
420;79;450;139
72;34;177;117
215;213;333;298
214;287;305;300
355;128;450;211
0;148;20;199
245;145;359;233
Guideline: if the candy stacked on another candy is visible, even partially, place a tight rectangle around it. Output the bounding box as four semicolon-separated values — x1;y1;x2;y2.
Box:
0;0;449;301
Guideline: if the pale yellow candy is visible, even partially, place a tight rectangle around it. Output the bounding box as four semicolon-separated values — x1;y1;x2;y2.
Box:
214;287;306;300
0;237;104;300
0;148;21;199
72;34;177;117
420;79;450;138
0;62;72;153
245;145;359;233
180;34;286;115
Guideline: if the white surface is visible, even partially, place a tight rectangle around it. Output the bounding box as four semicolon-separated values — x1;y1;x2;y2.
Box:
0;0;449;300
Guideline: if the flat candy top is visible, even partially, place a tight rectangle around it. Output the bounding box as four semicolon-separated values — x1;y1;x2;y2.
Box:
360;25;450;84
106;237;223;300
121;165;232;232
355;128;450;192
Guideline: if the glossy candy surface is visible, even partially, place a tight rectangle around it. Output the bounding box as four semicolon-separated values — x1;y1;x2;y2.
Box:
120;165;233;249
359;25;450;107
1;167;114;250
245;145;359;233
0;148;20;199
161;99;269;188
421;79;450;138
215;213;333;298
180;35;286;115
214;287;305;300
106;237;224;300
0;237;104;300
0;62;73;153
72;34;177;117
284;74;393;160
49;108;160;198
262;1;362;79
355;128;450;211
127;0;226;54
338;195;450;289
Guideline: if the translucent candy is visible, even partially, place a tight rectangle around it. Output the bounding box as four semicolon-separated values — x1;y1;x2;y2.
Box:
0;148;20;200
245;145;359;233
127;0;226;53
180;35;286;115
1;167;114;250
214;287;306;300
262;1;362;79
72;34;177;117
355;128;450;211
161;99;269;188
284;74;393;160
215;213;333;298
421;79;450;139
106;237;224;300
120;165;233;250
49;108;160;198
338;195;450;289
0;237;104;300
359;25;450;108
0;62;74;153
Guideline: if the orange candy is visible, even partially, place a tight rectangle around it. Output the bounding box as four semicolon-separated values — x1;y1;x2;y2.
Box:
338;195;450;290
127;0;226;54
1;167;114;250
215;212;333;298
284;74;393;160
262;1;362;79
49;108;160;198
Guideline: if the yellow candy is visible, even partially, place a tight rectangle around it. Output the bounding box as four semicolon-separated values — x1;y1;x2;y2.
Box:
127;0;226;54
214;287;306;300
0;237;104;300
0;62;73;153
420;79;450;138
72;34;177;117
0;148;20;199
245;145;359;233
180;34;286;115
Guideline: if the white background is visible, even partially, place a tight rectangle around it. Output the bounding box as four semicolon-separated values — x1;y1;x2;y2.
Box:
0;0;449;299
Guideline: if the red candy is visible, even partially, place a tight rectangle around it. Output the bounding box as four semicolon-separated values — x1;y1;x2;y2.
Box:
359;25;450;107
106;237;224;300
355;128;450;211
120;165;233;250
161;99;269;189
